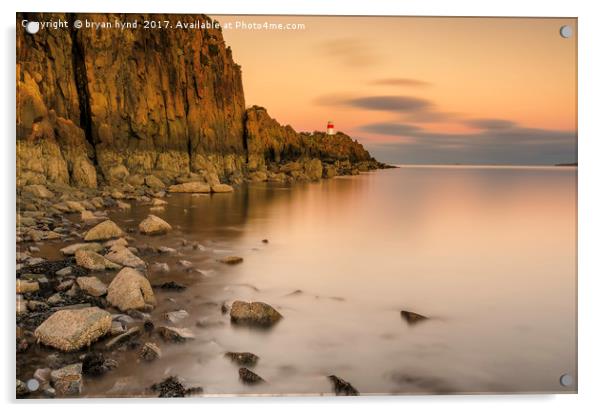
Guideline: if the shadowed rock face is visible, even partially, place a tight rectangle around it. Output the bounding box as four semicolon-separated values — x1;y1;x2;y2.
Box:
17;13;384;189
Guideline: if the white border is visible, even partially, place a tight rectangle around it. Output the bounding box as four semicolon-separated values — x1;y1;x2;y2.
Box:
2;1;601;411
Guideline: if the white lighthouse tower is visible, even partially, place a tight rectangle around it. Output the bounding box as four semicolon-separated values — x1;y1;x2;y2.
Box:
326;120;335;136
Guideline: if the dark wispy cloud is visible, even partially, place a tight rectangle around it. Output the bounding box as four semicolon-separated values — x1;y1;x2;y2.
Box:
371;78;431;87
316;94;432;112
464;118;516;130
359;121;577;165
319;37;380;67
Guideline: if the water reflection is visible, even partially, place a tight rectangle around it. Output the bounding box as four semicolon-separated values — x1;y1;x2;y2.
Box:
29;166;578;396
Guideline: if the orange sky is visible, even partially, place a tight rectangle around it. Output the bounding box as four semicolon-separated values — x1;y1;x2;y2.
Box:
216;16;577;164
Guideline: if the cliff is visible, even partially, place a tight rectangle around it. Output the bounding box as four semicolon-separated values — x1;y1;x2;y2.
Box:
17;13;384;189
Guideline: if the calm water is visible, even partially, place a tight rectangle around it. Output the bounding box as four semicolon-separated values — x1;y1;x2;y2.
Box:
45;166;578;396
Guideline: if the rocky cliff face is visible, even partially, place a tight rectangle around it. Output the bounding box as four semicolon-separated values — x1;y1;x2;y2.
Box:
17;13;383;189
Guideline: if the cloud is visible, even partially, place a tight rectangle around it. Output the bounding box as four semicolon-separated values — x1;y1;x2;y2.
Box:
358;121;577;165
465;118;516;130
319;37;380;67
316;94;432;113
371;78;431;87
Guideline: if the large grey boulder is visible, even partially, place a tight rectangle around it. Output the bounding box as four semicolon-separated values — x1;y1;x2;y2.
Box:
34;307;112;351
107;267;156;311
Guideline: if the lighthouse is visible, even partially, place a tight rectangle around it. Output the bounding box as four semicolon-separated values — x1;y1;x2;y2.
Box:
326;120;335;136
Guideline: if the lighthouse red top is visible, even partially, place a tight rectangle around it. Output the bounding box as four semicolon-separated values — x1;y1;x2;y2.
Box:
326;121;335;135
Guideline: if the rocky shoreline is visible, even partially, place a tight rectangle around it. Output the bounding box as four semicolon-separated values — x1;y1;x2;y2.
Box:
17;176;396;398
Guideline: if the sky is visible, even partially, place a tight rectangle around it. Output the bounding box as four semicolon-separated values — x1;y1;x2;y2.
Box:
216;16;577;165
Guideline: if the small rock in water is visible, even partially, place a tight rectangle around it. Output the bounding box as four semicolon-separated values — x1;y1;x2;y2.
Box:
225;352;259;366
178;260;193;268
158;326;195;343
238;367;265;385
157;281;186;291
82;352;117;376
164;309;189;324
50;363;83;396
230;301;282;327
105;246;146;269
76;276;108;297
107;267;156;311
221;302;230;314
150;376;202;397
60;242;102;256
400;310;428;325
262;239;269;244
75;249;121;271
152;262;170;273
218;255;243;265
16;379;29;397
105;326;142;349
34;307;112;351
55;266;73;276
33;368;51;385
158;246;177;254
139;342;162;362
328;375;359;396
138;214;172;235
84;220;125;241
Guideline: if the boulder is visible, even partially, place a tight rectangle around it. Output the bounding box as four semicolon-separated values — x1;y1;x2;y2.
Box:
104;326;142;349
76;276;108;297
60;242;103;255
139;342;162;361
158;326;195;342
230;301;283;326
84;220;125;241
400;310;428;325
105;246;146;269
105;237;128;248
239;367;265;385
328;375;359;396
211;183;234;193
145;175;165;190
34;307;112;351
167;181;210;193
75;249;121;271
50;363;83;396
22;184;54;199
138;214;172;235
164;309;189;324
107;267;156;311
